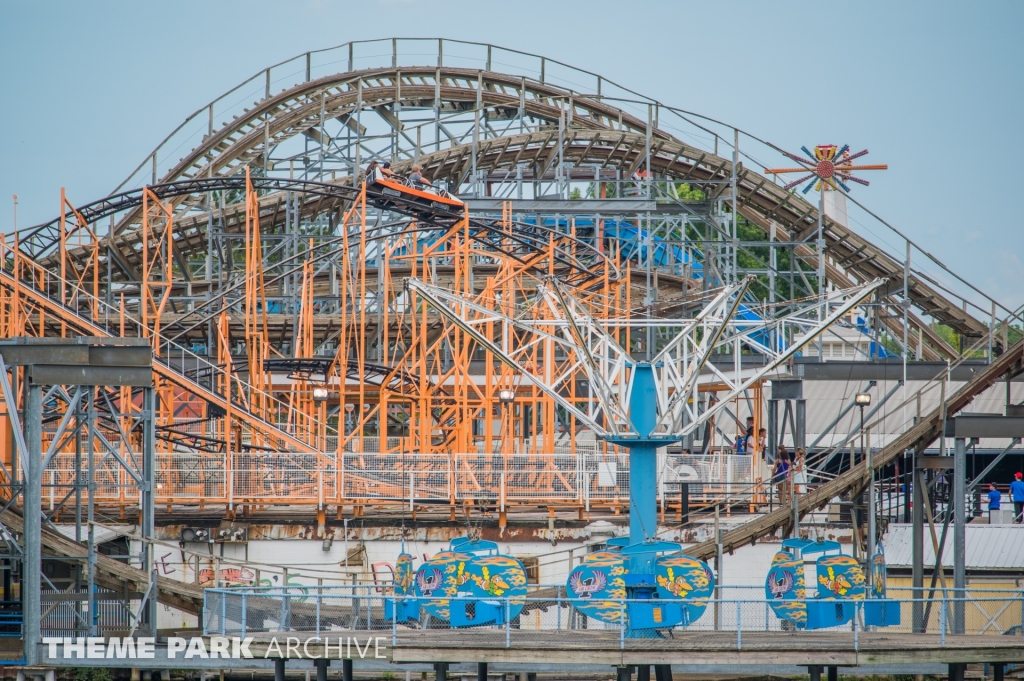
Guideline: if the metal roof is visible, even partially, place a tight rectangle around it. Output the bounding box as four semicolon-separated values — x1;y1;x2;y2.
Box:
719;379;1024;449
883;523;1024;571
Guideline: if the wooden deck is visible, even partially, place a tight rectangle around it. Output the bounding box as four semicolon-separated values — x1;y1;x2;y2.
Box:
236;629;1024;667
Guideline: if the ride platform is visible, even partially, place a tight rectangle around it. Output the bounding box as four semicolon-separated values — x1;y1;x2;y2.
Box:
230;628;1024;668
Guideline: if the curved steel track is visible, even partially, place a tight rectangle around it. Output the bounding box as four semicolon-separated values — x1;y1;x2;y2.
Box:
19;54;990;354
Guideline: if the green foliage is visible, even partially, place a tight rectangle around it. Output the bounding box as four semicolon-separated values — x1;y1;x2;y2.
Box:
66;668;112;681
673;182;706;201
931;323;959;350
1002;323;1023;346
730;216;818;303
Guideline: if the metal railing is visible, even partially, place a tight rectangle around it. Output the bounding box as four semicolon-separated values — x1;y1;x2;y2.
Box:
202;584;1024;650
40;451;761;509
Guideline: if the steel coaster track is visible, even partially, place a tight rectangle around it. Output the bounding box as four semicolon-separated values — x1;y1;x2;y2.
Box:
2;177;614;462
73;55;990;346
18;177;613;288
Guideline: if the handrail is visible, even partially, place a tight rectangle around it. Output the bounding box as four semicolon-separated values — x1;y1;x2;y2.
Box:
98;37;1006;324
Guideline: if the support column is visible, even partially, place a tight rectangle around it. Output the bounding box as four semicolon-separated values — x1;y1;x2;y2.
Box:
274;659;286;681
434;662;448;681
86;390;97;635
653;665;673;681
912;465;925;632
636;665;650;681
993;662;1004;681
953;437;966;634
616;667;631;681
866;417;876;575
315;658;329;681
903;451;912;523
948;663;965;681
625;364;660;573
142;386;157;636
342;658;353;681
794;398;806;450
767;399;779;464
826;666;838;681
476;662;487;681
628;444;658;550
808;666;822;681
23;382;41;666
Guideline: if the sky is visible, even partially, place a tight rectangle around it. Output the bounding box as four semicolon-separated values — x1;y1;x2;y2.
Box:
1;0;1022;310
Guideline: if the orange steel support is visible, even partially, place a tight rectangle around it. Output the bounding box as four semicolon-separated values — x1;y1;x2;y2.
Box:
0;183;764;516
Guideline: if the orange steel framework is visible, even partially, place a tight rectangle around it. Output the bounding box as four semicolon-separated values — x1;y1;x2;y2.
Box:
0;178;769;521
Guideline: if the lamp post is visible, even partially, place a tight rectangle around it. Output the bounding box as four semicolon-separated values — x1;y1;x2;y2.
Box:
855;392;874;576
497;389;516;523
345;403;354;439
498;389;515;454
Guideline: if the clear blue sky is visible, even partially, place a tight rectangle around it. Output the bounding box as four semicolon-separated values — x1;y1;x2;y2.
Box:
2;1;1021;309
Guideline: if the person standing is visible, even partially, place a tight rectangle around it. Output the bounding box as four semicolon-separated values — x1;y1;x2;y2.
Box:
772;451;790;505
735;433;747;454
792;448;807;496
987;483;1002;523
1010;473;1024;523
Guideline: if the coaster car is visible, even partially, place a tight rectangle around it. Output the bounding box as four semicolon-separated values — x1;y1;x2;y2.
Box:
367;167;464;217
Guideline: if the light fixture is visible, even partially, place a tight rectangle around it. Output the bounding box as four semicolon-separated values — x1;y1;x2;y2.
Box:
855;393;872;406
322;535;334;552
312;387;330;402
498;389;516;404
180;528;211;543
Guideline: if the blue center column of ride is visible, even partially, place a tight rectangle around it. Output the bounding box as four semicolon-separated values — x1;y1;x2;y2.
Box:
627;363;659;574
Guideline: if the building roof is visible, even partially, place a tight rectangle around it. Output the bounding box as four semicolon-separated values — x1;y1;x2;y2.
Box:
882;523;1024;572
719;377;1024;449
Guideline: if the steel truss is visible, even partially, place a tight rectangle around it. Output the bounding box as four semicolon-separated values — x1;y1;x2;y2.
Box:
0;342;157;662
408;276;884;441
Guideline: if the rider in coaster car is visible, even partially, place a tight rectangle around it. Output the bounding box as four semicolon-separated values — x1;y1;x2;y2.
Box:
408;164;431;189
365;160;394;183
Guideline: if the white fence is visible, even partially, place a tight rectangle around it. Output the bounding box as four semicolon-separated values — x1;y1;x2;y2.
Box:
41;449;759;508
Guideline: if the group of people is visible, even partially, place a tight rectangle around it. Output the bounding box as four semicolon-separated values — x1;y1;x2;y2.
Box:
733;417;766;456
732;416;1024;516
986;472;1024;523
732;417;806;505
771;446;807;505
365;160;433;189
